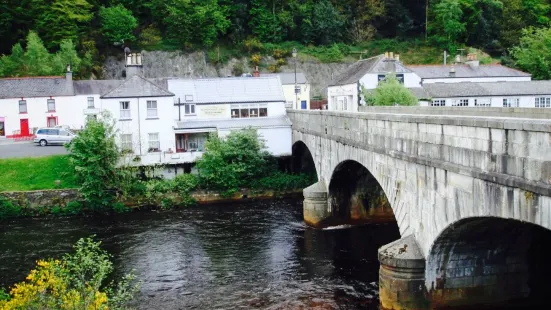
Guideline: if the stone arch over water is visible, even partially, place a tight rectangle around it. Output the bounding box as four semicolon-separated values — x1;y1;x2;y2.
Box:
426;217;551;308
291;141;317;177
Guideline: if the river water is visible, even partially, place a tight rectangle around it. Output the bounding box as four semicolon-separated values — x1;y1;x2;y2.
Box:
0;200;400;309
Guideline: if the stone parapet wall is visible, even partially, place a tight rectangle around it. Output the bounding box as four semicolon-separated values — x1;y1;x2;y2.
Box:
359;106;551;119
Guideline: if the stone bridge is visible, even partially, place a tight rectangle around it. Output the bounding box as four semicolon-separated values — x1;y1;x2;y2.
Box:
287;108;551;309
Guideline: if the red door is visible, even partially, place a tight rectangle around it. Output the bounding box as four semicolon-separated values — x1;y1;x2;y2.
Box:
20;119;29;136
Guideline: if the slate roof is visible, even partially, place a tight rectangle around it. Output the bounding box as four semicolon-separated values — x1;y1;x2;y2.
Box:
408;64;531;79
264;72;308;85
409;87;431;100
0;76;74;99
175;116;292;130
330;55;412;86
168;76;285;104
74;80;122;95
101;75;174;98
424;81;551;98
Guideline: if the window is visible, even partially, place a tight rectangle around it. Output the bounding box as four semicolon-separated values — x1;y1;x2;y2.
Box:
19;100;27;113
188;139;199;150
185;103;196;115
535;97;551;108
475;98;491;107
87;97;94;108
431;100;446;106
120;134;133;152
452;99;469;106
250;106;259;117
147;100;158;118
148;133;160;152
240;104;250;117
231;105;240;118
343;97;348;111
259;104;268;117
503;98;520;107
47;117;57;127
120;101;131;119
47;99;55;112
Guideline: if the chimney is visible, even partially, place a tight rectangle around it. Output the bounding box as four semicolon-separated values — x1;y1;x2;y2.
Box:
455;54;462;63
125;52;143;78
395;54;400;62
389;52;394;59
253;66;260;77
449;64;456;77
65;64;72;82
384;52;389;58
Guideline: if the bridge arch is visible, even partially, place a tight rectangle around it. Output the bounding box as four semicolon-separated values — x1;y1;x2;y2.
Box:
291;140;317;178
426;217;551;308
327;160;397;226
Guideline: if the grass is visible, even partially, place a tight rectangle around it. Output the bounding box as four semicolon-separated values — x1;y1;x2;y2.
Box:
0;155;77;192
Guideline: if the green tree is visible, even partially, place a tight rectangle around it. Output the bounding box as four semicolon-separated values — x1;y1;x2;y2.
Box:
196;129;273;192
24;31;54;76
0;43;25;77
301;0;345;44
65;112;120;209
430;0;466;53
99;5;138;45
511;26;551;80
361;74;418;106
164;0;230;47
53;39;82;76
35;0;93;49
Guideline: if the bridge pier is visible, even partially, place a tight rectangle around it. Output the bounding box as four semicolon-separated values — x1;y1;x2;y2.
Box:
378;235;428;310
303;181;330;228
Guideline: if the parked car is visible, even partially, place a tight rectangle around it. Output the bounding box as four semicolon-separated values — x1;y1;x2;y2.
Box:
33;128;76;146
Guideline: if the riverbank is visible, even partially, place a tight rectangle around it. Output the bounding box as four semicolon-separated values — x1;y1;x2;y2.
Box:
0;155;76;191
0;187;304;219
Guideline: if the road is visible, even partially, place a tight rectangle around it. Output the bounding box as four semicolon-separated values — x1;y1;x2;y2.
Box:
0;142;68;159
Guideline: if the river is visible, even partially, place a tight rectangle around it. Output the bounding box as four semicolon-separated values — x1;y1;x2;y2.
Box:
0;199;400;309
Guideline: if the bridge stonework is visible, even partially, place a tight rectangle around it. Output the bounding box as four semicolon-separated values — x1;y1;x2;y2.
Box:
288;109;551;309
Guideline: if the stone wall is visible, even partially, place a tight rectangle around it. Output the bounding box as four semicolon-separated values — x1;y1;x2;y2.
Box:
1;189;81;209
288;109;551;256
359;106;551;119
103;51;353;97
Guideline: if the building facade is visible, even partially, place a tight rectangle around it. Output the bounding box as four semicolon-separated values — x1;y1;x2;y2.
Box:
265;72;310;110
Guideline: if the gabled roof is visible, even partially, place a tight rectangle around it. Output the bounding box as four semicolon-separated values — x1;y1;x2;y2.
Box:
424;81;551;98
264;72;308;85
0;76;74;99
408;64;531;79
167;76;285;104
100;75;174;98
74;80;122;96
330;55;412;87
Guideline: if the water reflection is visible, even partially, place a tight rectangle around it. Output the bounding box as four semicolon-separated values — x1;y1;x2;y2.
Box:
0;200;400;309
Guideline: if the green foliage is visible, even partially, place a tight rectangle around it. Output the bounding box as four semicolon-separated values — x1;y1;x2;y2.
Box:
196;129;273;192
251;172;317;191
0;196;22;218
430;0;466;53
0;288;9;301
99;4;138;45
65;112;120;210
0;237;139;309
301;0;345;45
174;173;199;194
63;200;84;215
0;155;77;191
361;74;418;106
511;26;551;80
113;202;131;213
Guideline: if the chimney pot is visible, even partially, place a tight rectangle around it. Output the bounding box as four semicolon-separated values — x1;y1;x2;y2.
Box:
389;52;394;59
253;66;260;77
449;65;456;77
384;52;389;58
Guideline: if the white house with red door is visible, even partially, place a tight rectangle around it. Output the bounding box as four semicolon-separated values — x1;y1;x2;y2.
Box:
0;55;291;166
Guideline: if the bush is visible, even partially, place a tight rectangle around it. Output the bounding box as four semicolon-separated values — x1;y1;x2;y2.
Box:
242;37;263;54
0;196;22;218
63;200;83;215
112;202;131;213
0;237;139;309
174;174;199;194
196;129;274;192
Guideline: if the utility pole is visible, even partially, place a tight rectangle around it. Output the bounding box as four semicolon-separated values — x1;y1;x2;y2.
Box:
292;48;298;109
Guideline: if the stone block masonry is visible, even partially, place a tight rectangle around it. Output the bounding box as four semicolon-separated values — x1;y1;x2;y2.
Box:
288;108;551;309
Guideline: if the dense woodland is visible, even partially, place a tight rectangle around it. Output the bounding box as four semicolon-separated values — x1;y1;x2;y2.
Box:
1;0;551;79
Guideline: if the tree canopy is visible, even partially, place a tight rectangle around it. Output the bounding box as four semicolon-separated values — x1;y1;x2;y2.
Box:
361;75;419;106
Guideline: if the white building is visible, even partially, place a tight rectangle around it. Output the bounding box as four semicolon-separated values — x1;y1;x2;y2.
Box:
420;81;551;108
265;72;310;110
327;54;423;112
409;62;531;84
0;56;292;166
167;77;291;161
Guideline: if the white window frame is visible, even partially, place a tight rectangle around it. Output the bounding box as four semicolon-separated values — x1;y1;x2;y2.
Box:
19;100;27;113
535;97;551;108
475;98;491;107
147;100;158;118
184;102;196;115
452;99;469;107
87;97;94;108
148;133;160;152
120;101;131;119
503;98;520;108
431;99;446;107
343;97;348;111
47;99;56;112
259;104;268;117
120;134;133;152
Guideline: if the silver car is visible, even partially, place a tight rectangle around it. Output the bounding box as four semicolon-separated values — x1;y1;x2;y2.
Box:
34;128;76;146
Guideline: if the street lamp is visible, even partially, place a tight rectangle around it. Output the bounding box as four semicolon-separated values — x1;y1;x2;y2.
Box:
292;48;298;109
